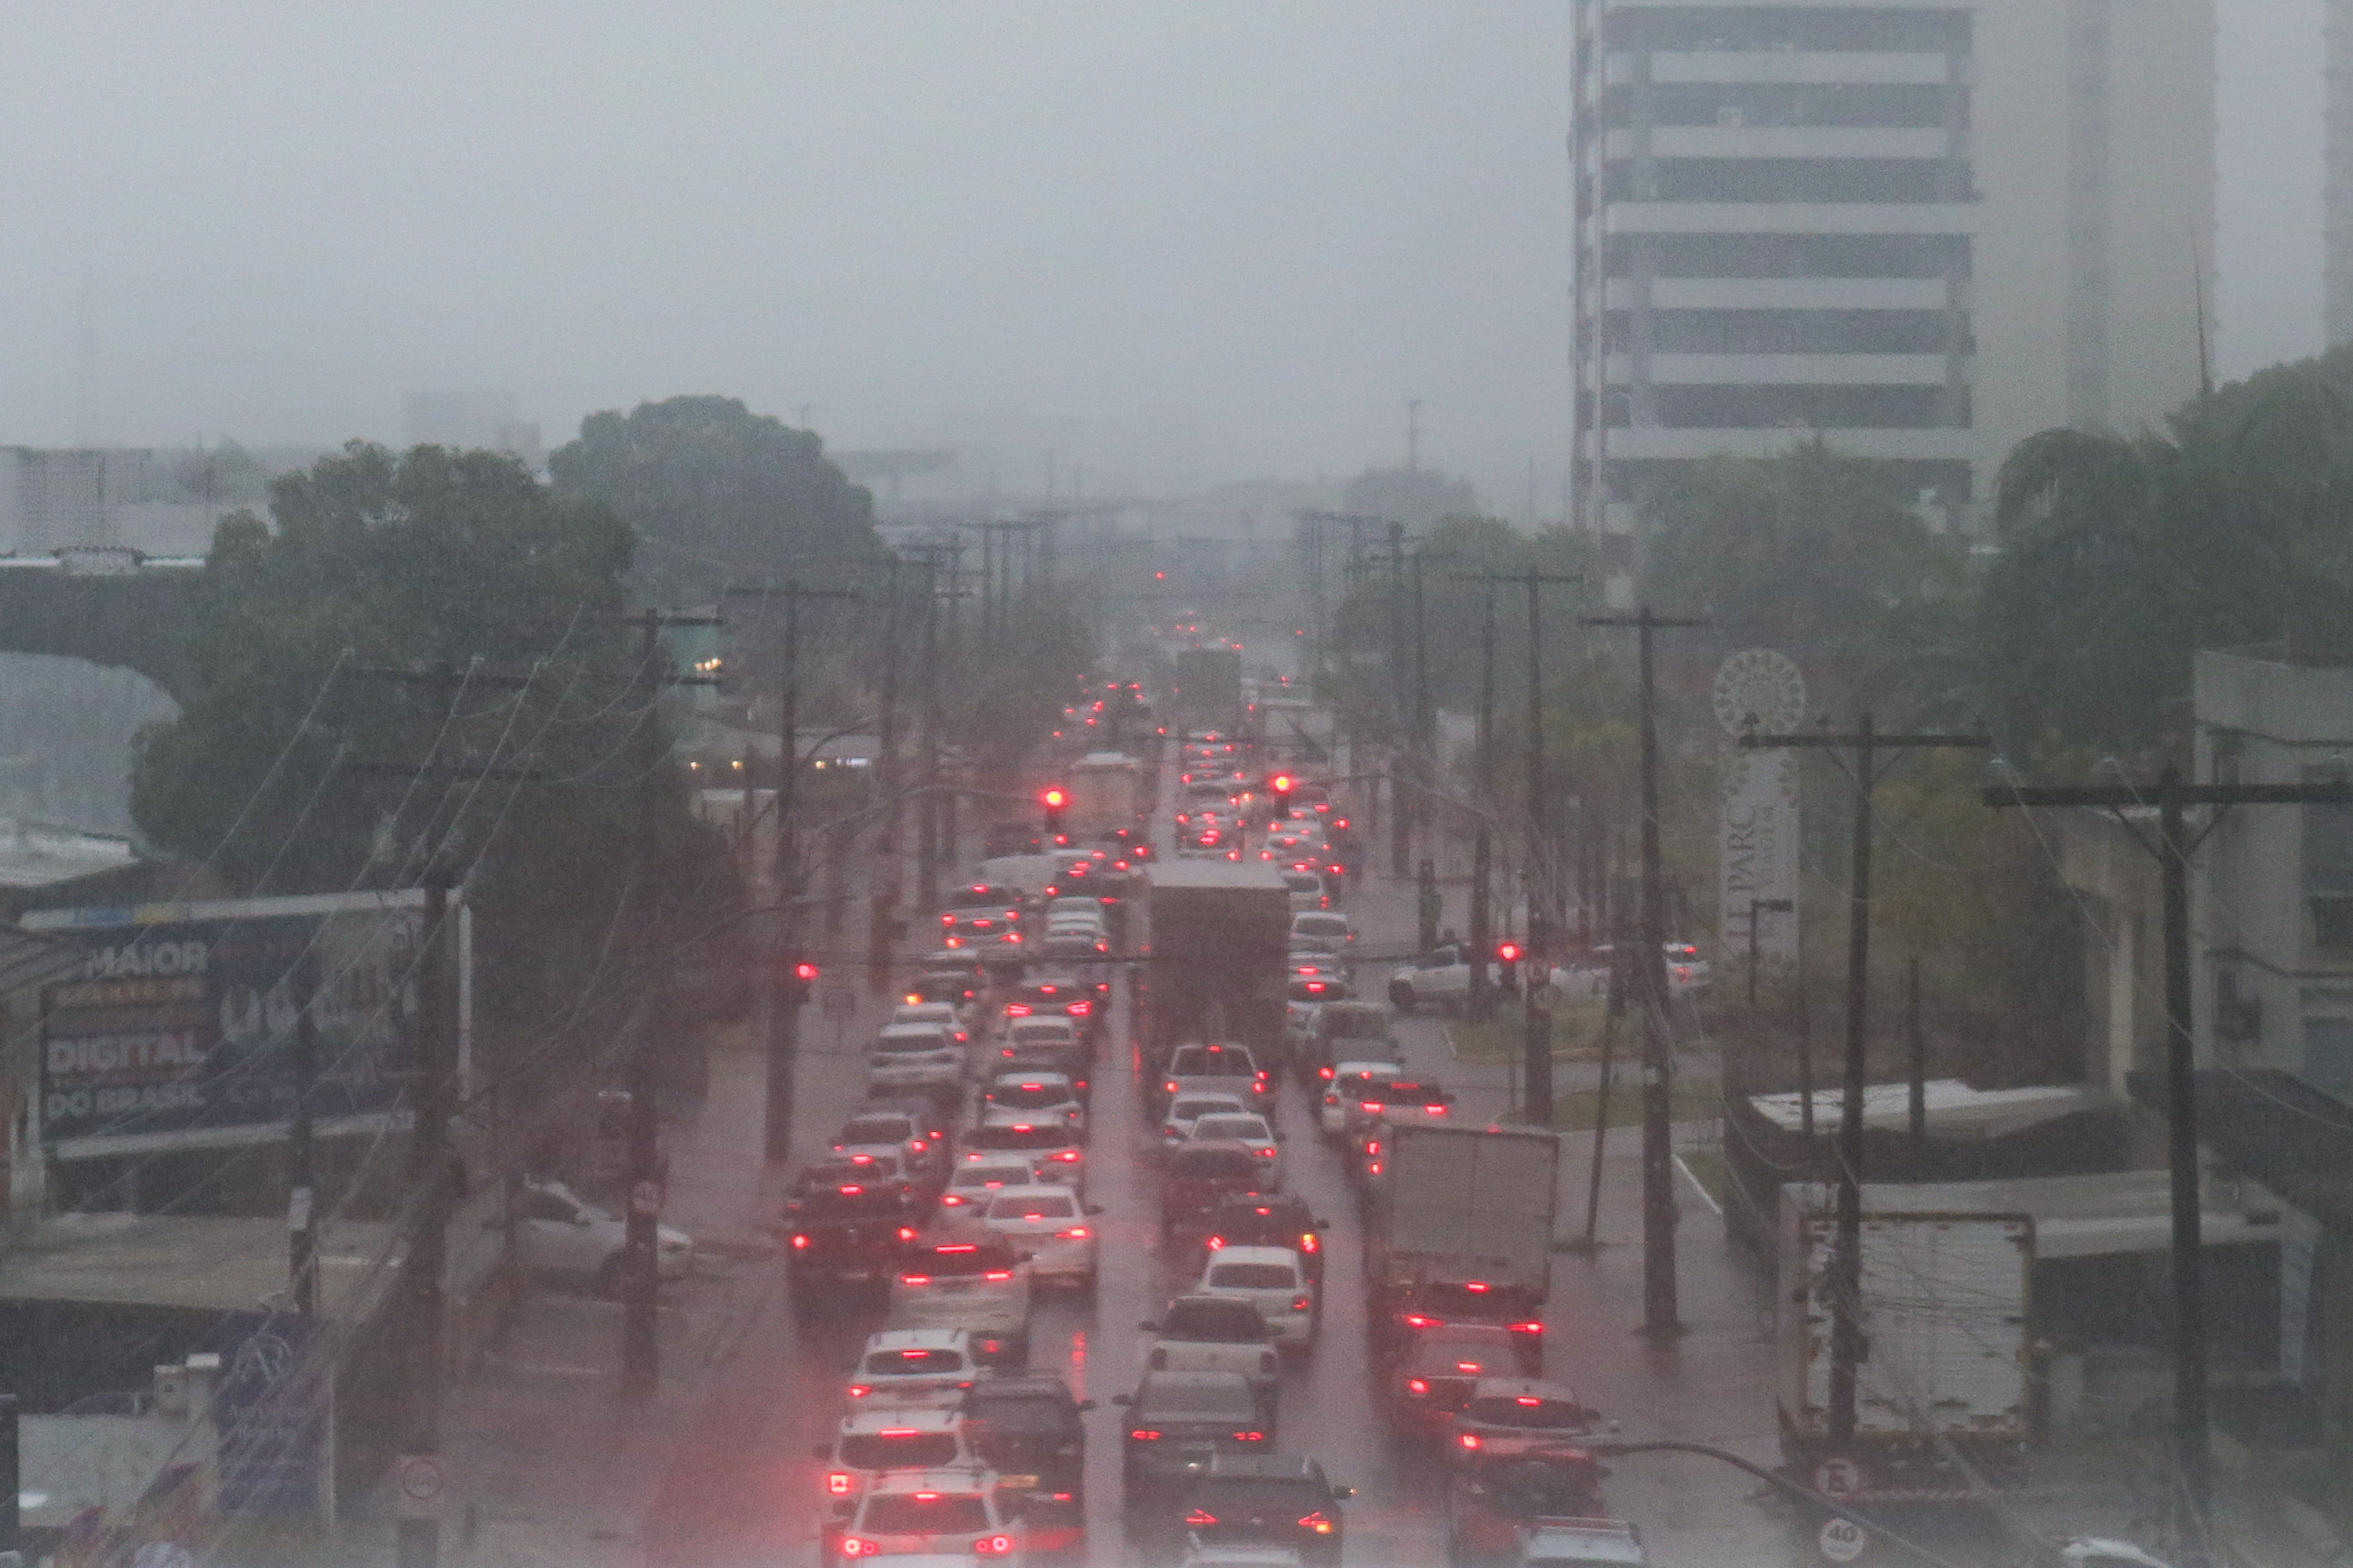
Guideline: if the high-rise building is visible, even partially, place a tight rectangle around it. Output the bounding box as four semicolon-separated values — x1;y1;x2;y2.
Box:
2328;0;2353;346
1571;1;2214;592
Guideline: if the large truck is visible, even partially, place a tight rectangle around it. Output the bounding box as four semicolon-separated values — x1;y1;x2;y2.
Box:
1065;751;1146;839
1777;1192;2034;1498
1171;647;1245;734
1366;1123;1561;1365
1142;859;1289;1067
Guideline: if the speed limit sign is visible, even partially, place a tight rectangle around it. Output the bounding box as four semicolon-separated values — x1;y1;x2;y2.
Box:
1818;1516;1868;1563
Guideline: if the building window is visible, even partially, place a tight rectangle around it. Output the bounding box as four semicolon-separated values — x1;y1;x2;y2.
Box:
1605;309;1967;355
1650;384;1964;429
1606;233;1971;280
1607;157;1969;204
2304;797;2353;950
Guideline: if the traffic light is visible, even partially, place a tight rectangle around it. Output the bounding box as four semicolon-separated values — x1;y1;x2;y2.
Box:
785;960;819;1006
1042;787;1068;846
1496;940;1523;994
1267;773;1294;825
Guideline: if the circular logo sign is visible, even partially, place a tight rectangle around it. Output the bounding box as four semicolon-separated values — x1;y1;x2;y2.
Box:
1818;1516;1868;1563
631;1181;665;1218
398;1455;446;1506
1813;1456;1861;1501
1713;650;1807;739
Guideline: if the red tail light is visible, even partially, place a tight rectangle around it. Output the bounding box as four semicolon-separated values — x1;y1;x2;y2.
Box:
1207;1235;1226;1249
1516;1395;1544;1407
790;1233;809;1249
983;1270;1013;1281
1053;1149;1082;1162
1403;1313;1436;1329
900;1275;930;1287
1006;1004;1032;1016
1068;1000;1092;1015
1291;1295;1311;1311
1318;1066;1334;1080
1299;1233;1318;1253
1130;1429;1162;1441
827;1472;852;1495
1299;1511;1334;1533
1184;1508;1219;1525
1360;1101;1384;1113
1059;1226;1089;1240
1232;1430;1265;1442
1464;1282;1489;1292
842;1537;873;1556
974;1536;1014;1556
1459;1432;1483;1450
1427;1104;1448;1115
1407;1379;1429;1394
1510;1321;1545;1335
1165;1081;1179;1094
898;1226;917;1240
848;1384;872;1398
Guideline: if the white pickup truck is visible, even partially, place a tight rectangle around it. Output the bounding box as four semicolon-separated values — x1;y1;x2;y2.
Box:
1142;1293;1282;1403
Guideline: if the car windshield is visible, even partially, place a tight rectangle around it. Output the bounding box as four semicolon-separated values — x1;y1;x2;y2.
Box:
988;1081;1073;1108
1162;1301;1269;1340
1465;1396;1589;1429
1140;1381;1255;1416
987;1192;1076;1220
1368;1082;1448;1105
1193;1116;1271;1142
838;1431;960;1469
1191;1479;1325;1513
1171;1148;1260;1178
862;1348;965;1375
1208;1263;1297;1290
1171;1047;1255;1076
839;1117;912;1144
1011;1027;1073;1047
972;1125;1077;1152
872;1036;948;1056
1294;917;1347;937
951;1164;1031;1189
861;1493;990;1533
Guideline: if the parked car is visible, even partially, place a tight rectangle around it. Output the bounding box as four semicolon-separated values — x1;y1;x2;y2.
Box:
1192;1244;1316;1349
516;1177;692;1292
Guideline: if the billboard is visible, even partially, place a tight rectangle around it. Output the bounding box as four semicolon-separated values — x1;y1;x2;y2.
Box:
26;890;442;1159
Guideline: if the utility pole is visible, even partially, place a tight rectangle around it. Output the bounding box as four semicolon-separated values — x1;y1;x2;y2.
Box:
724;582;857;1161
1986;765;2352;1561
1383;522;1412;880
869;555;905;995
1745;715;1989;1439
1582;607;1705;1337
617;610;719;1400
1906;955;1927;1174
1746;896;1794;1011
1467;577;1500;1019
290;953;321;1319
347;659;541;1568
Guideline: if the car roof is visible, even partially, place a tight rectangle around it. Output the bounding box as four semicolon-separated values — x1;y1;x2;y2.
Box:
1524;1520;1644;1563
960;1373;1078;1404
977;1109;1080;1134
988;1070;1073;1086
1182;1548;1305;1568
840;1406;963;1435
1140;1369;1255;1393
1208;1194;1312;1216
1204;1244;1299;1268
980;1183;1076;1203
865;1468;996;1496
877;1022;953;1039
1333;1060;1403;1077
1196;1452;1330;1484
1468;1376;1587;1404
865;1328;970;1351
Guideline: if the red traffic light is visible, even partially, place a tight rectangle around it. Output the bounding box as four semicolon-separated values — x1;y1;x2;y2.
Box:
794;961;820;982
1496;942;1522;963
1042;788;1067;808
1271;774;1294;793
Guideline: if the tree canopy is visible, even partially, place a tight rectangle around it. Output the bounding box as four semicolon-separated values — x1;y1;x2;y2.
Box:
548;395;882;605
132;441;743;1056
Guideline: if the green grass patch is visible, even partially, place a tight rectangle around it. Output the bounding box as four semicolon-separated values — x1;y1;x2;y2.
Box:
1448;999;1612;1063
1544;1080;1720;1132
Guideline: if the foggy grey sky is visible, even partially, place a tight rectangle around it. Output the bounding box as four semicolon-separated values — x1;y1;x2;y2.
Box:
0;4;2331;514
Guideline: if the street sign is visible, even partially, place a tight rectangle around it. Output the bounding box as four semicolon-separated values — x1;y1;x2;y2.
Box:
1813;1456;1861;1500
631;1180;665;1219
396;1455;448;1520
1818;1516;1867;1563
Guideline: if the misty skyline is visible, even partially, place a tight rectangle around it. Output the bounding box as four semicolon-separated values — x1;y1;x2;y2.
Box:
0;4;2329;514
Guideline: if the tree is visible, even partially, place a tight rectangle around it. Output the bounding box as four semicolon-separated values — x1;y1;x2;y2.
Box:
548;396;883;606
132;441;746;1067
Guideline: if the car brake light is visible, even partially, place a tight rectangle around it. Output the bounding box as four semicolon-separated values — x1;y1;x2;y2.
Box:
1291;1295;1311;1311
1460;1432;1482;1450
827;1472;852;1495
1069;1000;1091;1015
1428;1104;1448;1115
1369;1162;1383;1174
1256;1146;1275;1158
1006;1004;1031;1016
898;1226;917;1240
984;1270;1012;1281
848;1384;872;1398
1207;1235;1225;1249
1054;1149;1081;1161
899;1276;929;1287
1407;1379;1429;1394
790;1233;809;1249
1184;1508;1218;1525
841;1537;872;1556
1299;1511;1333;1533
974;1536;1013;1556
1059;1226;1089;1240
1511;1321;1545;1335
1165;1081;1179;1093
1360;1101;1383;1113
1404;1314;1435;1328
1465;1282;1489;1292
942;1194;963;1206
1517;1395;1544;1407
910;1140;927;1153
1300;1233;1318;1252
1232;1430;1265;1442
1457;1361;1481;1373
904;992;923;1005
1130;1429;1161;1441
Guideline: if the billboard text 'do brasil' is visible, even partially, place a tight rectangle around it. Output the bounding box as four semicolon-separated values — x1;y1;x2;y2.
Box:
26;890;444;1158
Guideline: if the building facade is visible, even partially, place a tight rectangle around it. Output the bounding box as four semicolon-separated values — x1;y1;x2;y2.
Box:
1571;0;2215;587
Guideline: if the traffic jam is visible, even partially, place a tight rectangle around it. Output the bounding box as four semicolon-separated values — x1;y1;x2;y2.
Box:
773;721;1636;1568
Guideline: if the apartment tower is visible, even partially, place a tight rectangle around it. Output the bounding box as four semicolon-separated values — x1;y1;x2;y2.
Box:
1571;1;2214;590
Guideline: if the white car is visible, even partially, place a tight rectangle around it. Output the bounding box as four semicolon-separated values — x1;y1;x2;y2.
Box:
939;1154;1046;1216
979;1072;1086;1133
818;1407;977;1518
891;1001;972;1048
1281;870;1326;913
887;1242;1033;1367
869;1023;965;1093
964;1112;1087;1193
516;1177;692;1290
1160;1092;1250;1149
1186;1113;1282;1188
1182;1544;1305;1568
1193;1244;1316;1348
973;1184;1102;1286
1319;1062;1402;1138
835;1467;1023;1566
846;1329;985;1407
1289;911;1353;950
